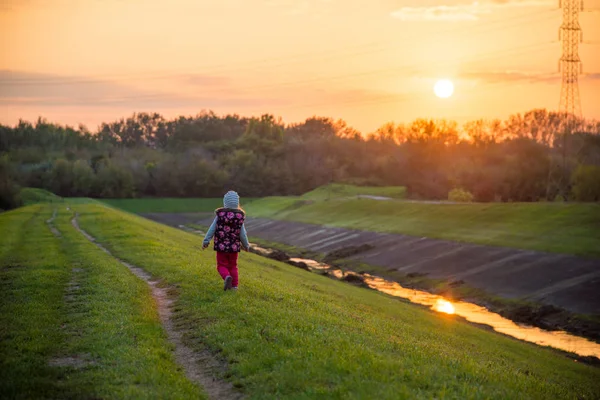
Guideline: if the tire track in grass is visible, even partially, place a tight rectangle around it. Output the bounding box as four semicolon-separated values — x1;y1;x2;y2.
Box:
71;213;242;400
46;208;61;237
44;206;91;369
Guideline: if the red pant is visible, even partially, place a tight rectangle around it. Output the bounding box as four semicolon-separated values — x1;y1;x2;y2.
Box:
216;251;239;287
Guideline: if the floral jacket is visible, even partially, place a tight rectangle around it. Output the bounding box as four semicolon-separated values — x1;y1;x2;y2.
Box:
203;208;249;253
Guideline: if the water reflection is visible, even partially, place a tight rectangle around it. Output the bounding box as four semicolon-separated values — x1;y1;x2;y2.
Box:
433;299;455;314
279;254;600;359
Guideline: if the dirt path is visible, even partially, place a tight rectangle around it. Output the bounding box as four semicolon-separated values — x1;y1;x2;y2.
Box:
71;214;242;400
46;208;60;237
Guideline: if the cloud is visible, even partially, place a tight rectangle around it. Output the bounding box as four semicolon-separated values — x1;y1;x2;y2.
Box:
583;73;600;81
460;70;600;84
489;0;550;5
391;4;482;22
0;70;143;100
390;1;551;22
0;0;50;13
460;70;560;83
263;0;334;17
179;74;230;87
0;70;275;108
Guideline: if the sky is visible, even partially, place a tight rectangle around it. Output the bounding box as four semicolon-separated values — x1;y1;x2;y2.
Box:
1;0;599;133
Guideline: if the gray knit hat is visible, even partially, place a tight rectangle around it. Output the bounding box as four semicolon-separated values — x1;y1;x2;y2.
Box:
223;191;240;209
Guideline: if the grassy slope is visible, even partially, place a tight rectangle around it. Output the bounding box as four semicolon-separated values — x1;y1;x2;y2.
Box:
0;205;204;399
245;197;600;257
102;197;257;214
302;184;407;200
101;198;226;213
19;188;63;205
70;202;599;399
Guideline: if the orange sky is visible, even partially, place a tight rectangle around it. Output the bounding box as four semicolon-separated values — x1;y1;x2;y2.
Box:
1;0;599;133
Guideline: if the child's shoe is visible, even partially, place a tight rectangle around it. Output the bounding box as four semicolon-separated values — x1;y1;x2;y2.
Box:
224;276;233;291
231;287;238;290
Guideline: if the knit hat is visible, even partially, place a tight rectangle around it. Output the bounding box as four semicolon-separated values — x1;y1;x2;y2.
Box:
223;190;240;209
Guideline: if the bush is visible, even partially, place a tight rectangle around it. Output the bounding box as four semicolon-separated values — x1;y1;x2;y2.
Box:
49;158;74;196
571;165;600;201
0;180;22;210
72;160;95;197
448;188;474;202
94;162;134;198
0;156;23;210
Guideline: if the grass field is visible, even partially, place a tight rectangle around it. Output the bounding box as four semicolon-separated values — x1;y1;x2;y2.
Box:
0;205;203;398
245;196;600;258
2;202;599;398
101;198;240;213
101;184;405;214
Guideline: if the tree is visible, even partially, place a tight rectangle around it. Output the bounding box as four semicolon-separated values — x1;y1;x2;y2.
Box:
244;114;284;142
72;160;95;197
94;162;134;198
286;116;337;141
49;159;74;197
1;108;598;201
571;165;600;201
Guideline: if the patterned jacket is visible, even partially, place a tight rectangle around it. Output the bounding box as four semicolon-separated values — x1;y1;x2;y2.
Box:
212;208;246;253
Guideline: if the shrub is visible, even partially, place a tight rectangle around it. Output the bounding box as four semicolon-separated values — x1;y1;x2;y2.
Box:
94;162;134;198
49;158;74;196
72;160;95;197
448;188;474;202
0;156;23;210
571;165;600;201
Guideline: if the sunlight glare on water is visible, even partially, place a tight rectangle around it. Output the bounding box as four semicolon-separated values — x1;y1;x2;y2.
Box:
433;299;455;314
362;274;600;359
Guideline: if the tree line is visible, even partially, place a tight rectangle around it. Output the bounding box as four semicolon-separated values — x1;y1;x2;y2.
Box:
1;108;600;210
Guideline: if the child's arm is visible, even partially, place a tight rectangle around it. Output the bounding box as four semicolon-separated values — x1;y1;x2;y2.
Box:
240;224;250;251
202;217;218;249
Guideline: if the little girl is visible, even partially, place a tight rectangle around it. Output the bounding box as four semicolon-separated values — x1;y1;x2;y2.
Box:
203;191;250;291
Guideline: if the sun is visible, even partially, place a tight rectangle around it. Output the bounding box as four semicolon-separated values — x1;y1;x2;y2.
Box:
434;79;454;98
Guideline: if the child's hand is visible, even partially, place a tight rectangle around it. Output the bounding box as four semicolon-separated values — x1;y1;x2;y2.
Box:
202;242;209;250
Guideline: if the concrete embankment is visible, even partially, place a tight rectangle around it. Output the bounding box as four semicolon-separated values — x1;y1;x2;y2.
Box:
142;213;600;316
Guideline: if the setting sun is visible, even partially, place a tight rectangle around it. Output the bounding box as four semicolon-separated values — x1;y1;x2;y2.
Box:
434;79;454;99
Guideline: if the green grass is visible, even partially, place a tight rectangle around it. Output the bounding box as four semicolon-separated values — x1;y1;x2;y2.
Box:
54;201;600;398
0;205;205;399
19;188;63;205
245;197;600;257
101;198;230;213
3;202;600;398
302;183;407;200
